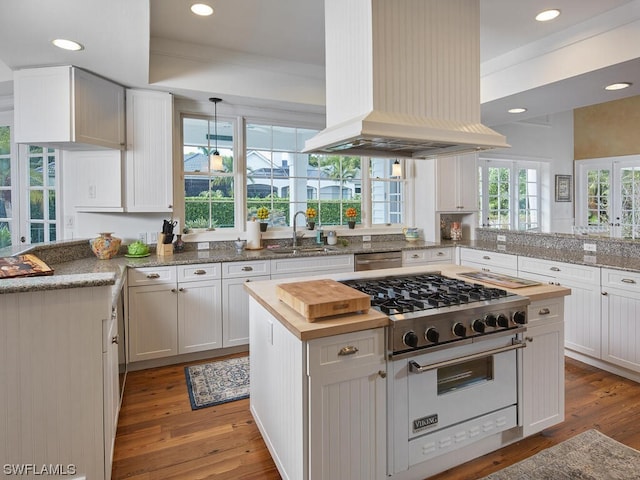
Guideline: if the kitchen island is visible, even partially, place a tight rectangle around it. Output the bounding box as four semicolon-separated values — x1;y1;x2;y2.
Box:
244;264;570;480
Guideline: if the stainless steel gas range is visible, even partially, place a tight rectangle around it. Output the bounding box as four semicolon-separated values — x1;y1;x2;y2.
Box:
340;272;530;475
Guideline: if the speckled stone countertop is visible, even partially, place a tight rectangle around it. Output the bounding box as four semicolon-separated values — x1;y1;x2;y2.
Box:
0;238;454;295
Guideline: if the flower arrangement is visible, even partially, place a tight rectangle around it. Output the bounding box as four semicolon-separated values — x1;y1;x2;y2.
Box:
256;206;269;221
306;207;317;218
345;207;357;219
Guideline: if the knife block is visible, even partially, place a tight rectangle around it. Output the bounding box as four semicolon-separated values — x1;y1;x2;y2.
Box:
156;233;174;256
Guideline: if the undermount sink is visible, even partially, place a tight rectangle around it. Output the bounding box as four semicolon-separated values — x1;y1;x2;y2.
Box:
269;246;336;254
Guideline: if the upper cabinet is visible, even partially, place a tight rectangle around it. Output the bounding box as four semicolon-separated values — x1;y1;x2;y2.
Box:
14;66;125;150
125;89;174;212
435;154;478;212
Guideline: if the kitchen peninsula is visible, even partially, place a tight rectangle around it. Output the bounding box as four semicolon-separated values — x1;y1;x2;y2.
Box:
245;264;570;480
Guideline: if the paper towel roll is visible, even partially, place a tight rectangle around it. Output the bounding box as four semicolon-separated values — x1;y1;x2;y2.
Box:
246;221;261;249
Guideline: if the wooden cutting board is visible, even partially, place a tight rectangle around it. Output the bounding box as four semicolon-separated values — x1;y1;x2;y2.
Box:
276;279;371;321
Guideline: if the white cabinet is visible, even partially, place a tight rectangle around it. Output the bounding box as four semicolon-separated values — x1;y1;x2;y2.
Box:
103;309;120;476
601;268;640;372
518;257;601;358
459;247;518;275
270;254;354;279
307;329;387;480
14;65;125;150
521;298;565;436
435;154;478;212
249;297;386;480
127;263;222;362
402;247;453;266
125;89;174;212
222;260;270;347
66;150;125;211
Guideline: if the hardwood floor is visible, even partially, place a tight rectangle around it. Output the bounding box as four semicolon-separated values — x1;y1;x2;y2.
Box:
112;355;640;480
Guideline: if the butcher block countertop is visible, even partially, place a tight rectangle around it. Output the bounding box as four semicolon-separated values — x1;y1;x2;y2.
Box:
244;264;571;341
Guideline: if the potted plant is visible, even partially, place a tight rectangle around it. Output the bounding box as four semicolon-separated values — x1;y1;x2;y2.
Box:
256;206;270;232
306;207;317;230
345;207;357;229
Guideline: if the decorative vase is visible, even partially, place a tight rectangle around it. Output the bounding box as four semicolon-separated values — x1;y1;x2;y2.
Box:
173;234;185;252
450;222;462;241
259;222;268;232
89;232;122;260
307;221;315;230
348;221;356;229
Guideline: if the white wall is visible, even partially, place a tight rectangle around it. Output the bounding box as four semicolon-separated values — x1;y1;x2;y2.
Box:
488;111;575;233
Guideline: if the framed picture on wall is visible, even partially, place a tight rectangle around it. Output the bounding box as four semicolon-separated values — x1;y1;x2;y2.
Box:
555;175;572;202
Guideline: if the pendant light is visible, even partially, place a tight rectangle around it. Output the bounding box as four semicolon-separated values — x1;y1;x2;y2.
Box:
209;97;223;172
392;159;402;177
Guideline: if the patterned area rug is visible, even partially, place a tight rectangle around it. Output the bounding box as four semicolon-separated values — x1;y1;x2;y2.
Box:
480;429;640;480
184;356;250;410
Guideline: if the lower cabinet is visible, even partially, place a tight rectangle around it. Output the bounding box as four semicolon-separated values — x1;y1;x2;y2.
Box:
601;268;640;372
521;298;565;436
459;247;518;275
128;263;222;362
402;247;453;266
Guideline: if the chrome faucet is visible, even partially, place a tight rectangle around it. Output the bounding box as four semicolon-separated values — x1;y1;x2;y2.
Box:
292;210;307;248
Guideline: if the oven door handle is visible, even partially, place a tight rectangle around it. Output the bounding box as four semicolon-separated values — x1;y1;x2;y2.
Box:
408;341;526;374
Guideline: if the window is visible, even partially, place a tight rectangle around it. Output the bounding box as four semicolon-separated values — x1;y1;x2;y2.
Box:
24;145;58;243
478;158;540;230
0;123;11;247
181;117;404;231
576;155;640;238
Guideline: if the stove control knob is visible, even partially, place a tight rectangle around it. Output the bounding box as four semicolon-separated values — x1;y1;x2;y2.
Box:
513;311;527;325
425;328;440;343
497;313;509;328
472;319;486;333
484;314;497;327
403;331;419;348
453;322;467;337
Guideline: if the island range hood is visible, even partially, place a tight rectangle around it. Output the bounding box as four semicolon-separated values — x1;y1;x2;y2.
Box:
303;0;509;159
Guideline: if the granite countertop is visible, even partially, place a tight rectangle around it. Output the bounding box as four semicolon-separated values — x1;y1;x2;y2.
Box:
463;241;640;273
244;264;571;341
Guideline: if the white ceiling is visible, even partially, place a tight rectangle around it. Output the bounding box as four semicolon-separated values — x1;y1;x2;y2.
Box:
0;0;638;126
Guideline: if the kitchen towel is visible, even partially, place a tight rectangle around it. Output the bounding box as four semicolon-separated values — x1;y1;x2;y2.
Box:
246;220;261;249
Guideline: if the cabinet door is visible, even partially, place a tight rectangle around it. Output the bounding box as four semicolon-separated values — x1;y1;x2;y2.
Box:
602;289;640;372
103;314;119;477
436;154;478;212
178;279;222;354
307;329;386;480
66;150;124;211
222;275;270;347
521;306;564;436
125;90;173;212
128;284;177;361
562;279;601;358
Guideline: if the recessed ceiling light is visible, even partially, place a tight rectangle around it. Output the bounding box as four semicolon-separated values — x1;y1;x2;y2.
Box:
508;108;527;114
52;38;84;51
191;3;213;16
535;9;560;22
605;82;632;91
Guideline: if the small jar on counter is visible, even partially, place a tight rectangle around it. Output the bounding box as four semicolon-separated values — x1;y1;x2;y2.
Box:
450;222;462;241
326;230;337;245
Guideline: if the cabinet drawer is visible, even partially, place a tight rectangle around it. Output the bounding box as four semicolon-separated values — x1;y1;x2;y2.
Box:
222;260;271;278
128;266;176;286
271;254;353;278
527;298;563;325
403;248;452;265
307;328;385;376
518;257;599;284
460;248;517;270
177;263;221;282
602;268;640;293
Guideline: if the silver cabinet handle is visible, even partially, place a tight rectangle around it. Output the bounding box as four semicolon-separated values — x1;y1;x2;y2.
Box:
482;255;491;260
378;370;387;378
602;291;608;296
171;288;177;293
112;335;119;345
622;278;637;284
242;266;253;271
525;337;534;343
550;266;561;272
146;273;160;279
178;287;185;292
538;308;551;315
411;254;420;258
193;269;207;275
338;345;359;356
436;251;445;256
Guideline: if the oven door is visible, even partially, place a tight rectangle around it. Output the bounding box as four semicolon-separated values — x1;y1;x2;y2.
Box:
406;336;521;440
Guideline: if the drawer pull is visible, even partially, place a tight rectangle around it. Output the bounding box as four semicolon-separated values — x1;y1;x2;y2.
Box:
146;273;160;279
550;267;561;272
411;254;419;258
436;252;445;256
338;345;359;356
525;337;534;343
482;255;491;260
602;291;608;296
621;278;637;284
178;287;185;292
378;370;387;378
193;269;207;275
242;266;254;271
538;308;551;315
171;288;177;293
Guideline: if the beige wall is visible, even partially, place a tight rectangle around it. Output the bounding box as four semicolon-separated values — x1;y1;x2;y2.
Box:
574;94;640;160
